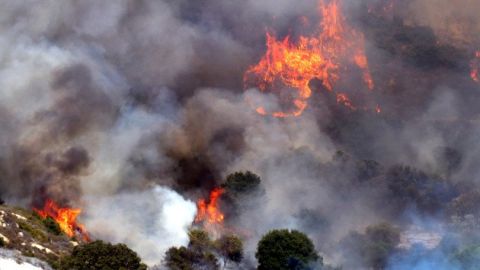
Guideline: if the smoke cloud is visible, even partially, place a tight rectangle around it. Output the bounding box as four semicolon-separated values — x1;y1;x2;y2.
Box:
1;0;480;268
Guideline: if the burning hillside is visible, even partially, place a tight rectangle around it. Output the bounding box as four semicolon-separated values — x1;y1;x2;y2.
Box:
1;0;480;269
34;199;89;242
244;0;375;117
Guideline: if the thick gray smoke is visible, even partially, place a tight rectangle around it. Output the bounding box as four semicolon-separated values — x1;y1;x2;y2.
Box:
1;0;480;268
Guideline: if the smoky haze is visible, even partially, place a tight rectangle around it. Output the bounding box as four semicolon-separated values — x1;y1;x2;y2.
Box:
1;0;480;268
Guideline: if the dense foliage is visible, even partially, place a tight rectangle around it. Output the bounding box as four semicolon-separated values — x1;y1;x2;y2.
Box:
222;171;262;194
215;234;243;266
256;229;320;270
42;216;62;235
59;240;146;270
165;246;218;270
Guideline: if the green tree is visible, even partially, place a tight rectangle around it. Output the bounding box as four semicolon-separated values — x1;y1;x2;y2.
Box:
58;240;146;270
165;247;195;270
215;234;243;268
165;229;219;270
165;246;218;270
221;171;265;220
340;223;400;270
256;229;320;270
188;229;213;252
222;171;261;194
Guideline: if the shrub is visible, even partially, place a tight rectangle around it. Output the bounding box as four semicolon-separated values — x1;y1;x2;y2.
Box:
42;216;62;235
165;230;220;270
222;171;261;194
165;246;218;270
58;240;146;270
215;234;243;266
256;229;320;270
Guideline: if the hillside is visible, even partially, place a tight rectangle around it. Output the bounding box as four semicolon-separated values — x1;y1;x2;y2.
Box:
0;204;81;269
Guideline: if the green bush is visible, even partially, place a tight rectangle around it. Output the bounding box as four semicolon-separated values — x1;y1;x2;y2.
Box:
18;220;47;242
58;240;146;270
256;229;320;270
165;246;218;270
222;171;261;194
215;234;243;266
42;216;62;235
165;230;232;270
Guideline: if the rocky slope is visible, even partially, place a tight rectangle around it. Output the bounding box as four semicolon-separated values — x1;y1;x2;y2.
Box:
0;205;83;269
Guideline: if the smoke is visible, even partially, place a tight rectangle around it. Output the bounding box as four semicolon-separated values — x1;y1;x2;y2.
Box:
1;0;480;268
83;186;196;265
405;0;480;47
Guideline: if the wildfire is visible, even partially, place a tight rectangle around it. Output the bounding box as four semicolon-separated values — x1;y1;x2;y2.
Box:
34;199;90;241
195;188;225;227
244;0;375;117
471;51;480;83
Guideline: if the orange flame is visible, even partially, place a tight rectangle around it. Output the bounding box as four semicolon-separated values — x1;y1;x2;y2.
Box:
336;93;356;110
244;0;374;117
34;199;90;241
195;188;225;226
471;51;480;83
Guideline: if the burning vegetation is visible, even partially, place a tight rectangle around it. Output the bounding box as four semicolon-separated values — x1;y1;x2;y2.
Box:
2;0;480;269
194;187;226;230
244;0;376;117
471;51;480;83
34;199;89;242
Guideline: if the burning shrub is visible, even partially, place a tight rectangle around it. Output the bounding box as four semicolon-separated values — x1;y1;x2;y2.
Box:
58;240;147;270
42;216;62;236
256;229;320;270
34;199;89;241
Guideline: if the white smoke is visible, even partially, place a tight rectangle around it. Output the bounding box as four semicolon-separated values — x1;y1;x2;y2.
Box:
83;186;197;266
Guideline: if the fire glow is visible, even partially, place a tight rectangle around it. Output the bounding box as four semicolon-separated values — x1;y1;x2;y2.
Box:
195;188;225;227
34;199;90;241
471;51;480;83
244;0;375;117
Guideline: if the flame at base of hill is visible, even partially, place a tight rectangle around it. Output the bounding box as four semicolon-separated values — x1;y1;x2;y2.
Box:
34;199;90;242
